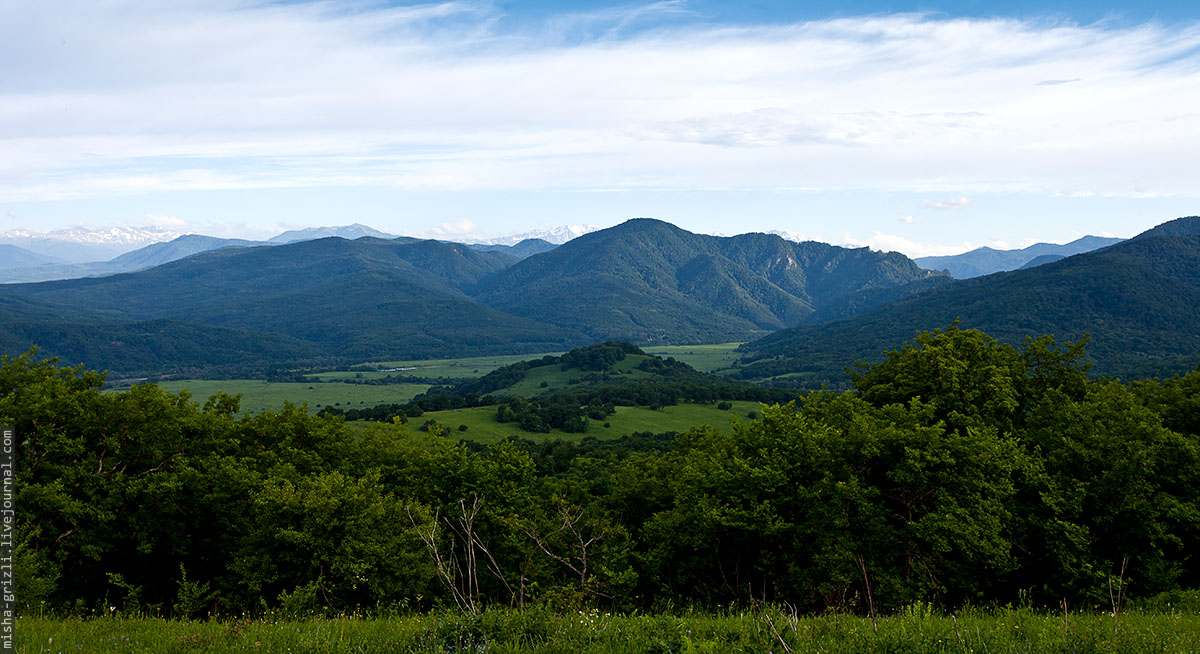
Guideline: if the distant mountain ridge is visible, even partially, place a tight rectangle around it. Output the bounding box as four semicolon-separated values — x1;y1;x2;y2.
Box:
0;235;270;284
915;235;1124;278
0;245;64;270
466;238;558;259
0;236;587;374
739;216;1200;386
474;224;598;246
0;219;943;376
473;218;948;343
0;226;183;263
268;223;397;243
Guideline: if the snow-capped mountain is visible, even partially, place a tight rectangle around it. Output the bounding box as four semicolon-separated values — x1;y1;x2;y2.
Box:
476;225;599;246
1;225;183;245
0;226;184;263
765;229;816;243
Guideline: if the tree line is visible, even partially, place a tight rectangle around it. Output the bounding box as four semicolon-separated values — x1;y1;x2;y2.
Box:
3;325;1199;618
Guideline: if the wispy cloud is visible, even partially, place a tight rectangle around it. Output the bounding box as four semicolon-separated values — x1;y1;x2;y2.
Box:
2;3;1200;203
428;219;479;237
921;197;971;210
842;231;1021;258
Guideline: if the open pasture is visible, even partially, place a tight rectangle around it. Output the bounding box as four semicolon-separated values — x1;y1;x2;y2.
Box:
642;341;744;373
406;399;764;443
152;379;430;414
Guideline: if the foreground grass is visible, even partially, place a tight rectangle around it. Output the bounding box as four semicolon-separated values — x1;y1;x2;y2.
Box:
405;400;764;443
19;607;1200;653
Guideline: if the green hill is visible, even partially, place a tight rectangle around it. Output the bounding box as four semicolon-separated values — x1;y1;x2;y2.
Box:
451;341;710;398
0;237;588;374
738;216;1200;386
475;218;947;343
323;341;798;436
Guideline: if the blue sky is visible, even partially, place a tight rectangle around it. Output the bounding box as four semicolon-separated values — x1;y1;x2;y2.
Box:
2;0;1198;255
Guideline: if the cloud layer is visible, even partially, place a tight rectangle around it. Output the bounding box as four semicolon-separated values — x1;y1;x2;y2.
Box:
3;2;1199;202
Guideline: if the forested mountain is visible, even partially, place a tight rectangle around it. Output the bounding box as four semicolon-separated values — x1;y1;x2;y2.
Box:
0;237;587;374
739;216;1200;385
915;235;1123;278
1019;253;1064;269
106;234;266;269
9;216;1191;382
467;238;558;259
475;218;947;342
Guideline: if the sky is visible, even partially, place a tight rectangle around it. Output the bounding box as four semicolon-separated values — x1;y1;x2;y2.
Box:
2;0;1199;256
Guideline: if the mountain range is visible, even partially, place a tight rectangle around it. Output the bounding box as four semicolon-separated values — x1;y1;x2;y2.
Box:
473;219;947;342
738;216;1200;385
0;219;941;376
914;235;1124;278
0;224;574;284
0;225;188;263
4;215;1197;385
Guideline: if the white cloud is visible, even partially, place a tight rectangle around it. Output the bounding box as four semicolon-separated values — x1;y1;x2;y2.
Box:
144;213;187;228
842;231;994;258
2;4;1200;203
921;197;971;210
898;215;917;224
429;219;479;237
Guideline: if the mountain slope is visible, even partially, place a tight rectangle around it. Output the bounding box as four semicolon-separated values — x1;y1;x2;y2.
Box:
0;295;321;376
0;237;586;373
0;245;64;269
739;216;1200;386
473;219;947;343
106;234;266;269
0;226;182;262
467;238;558;259
0;234;271;283
915;235;1124;278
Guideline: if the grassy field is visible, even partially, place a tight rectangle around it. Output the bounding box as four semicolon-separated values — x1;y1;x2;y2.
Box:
138;344;748;417
311;343;746;382
152;380;430;414
18;607;1200;653
402;400;764;443
500;354;655;397
309;352;567;382
641;342;744;373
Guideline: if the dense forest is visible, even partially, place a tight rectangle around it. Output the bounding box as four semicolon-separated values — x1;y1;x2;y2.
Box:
4;326;1199;618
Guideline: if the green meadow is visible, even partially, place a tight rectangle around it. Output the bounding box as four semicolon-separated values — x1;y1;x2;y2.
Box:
405;399;764;443
148;344;747;416
642;341;744;373
152;379;430;414
309;343;744;381
312;352;567;381
500;353;654;397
